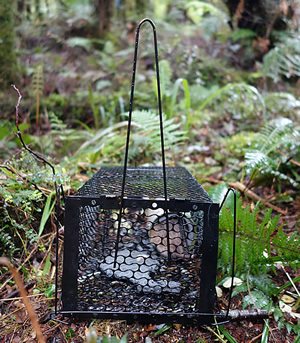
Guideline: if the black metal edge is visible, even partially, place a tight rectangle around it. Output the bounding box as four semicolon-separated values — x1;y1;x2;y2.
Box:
64;196;216;213
61;197;80;311
198;203;219;313
57;310;226;325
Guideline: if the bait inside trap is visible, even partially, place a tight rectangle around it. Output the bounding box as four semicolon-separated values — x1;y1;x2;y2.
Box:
56;18;268;324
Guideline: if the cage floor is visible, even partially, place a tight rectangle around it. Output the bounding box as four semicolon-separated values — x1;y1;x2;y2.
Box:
77;261;201;314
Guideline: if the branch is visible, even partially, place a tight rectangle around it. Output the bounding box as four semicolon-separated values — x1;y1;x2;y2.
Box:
0;258;45;343
11;85;57;181
205;177;287;215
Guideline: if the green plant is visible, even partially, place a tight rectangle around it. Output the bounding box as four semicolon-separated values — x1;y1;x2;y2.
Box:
153;59;191;131
31;64;44;125
209;184;300;276
260;37;300;82
0;163;43;256
31;111;89;156
75;110;185;165
198;82;267;123
223;132;259;157
125;110;186;161
244;117;299;190
210;183;300;336
184;1;229;41
87;85;124;130
264;92;300;117
86;327;128;343
0;146;67;256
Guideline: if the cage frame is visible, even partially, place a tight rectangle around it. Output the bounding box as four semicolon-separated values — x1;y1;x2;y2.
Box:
55;18;238;325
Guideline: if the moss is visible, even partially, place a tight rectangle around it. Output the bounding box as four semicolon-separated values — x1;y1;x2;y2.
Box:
0;1;18;89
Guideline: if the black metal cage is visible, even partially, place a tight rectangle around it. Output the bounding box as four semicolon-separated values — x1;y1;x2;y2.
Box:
58;18;236;325
61;166;219;324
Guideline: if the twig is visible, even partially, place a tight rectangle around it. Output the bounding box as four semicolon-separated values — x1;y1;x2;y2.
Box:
276;149;300;167
0;293;49;302
205;178;287;215
11;85;57;191
205;325;227;343
281;265;300;297
0;258;45;343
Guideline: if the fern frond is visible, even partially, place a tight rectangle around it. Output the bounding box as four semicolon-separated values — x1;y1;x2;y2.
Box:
217;196;300;275
244;117;299;187
32;65;44;126
158;60;172;98
261;37;300;82
125;110;185;156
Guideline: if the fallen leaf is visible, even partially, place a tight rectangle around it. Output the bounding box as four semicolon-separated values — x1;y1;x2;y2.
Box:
223;277;243;288
216;286;223;298
281;294;295;304
279;300;292;313
145;325;157;332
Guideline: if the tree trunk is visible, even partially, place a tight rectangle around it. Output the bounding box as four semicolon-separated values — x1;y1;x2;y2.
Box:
223;0;287;37
93;0;113;37
0;1;18;89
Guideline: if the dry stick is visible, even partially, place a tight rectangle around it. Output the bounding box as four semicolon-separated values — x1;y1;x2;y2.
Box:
0;293;48;302
281;265;300;297
0;258;45;343
248;332;263;343
11;85;58;193
205;178;287;215
276;149;300;167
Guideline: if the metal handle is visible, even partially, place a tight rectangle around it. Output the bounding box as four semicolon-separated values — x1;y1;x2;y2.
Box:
219;188;237;318
114;18;170;266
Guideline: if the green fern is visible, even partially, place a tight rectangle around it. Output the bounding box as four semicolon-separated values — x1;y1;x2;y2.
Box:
244;117;299;188
209;184;300;275
198;83;267;123
261;37;300;82
32;65;44;126
31;112;89;155
126;110;185;158
264;92;300;116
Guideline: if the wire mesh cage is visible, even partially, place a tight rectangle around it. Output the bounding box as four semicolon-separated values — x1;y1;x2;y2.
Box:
58;18;242;325
61;166;219;324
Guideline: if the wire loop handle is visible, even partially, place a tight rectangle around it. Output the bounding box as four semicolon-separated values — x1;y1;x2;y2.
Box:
114;18;170;266
219;188;237;318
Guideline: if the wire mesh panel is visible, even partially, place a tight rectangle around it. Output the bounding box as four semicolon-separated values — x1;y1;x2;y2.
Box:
61;166;219;324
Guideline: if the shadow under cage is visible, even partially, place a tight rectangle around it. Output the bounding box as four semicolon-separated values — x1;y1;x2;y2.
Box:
58;18;234;325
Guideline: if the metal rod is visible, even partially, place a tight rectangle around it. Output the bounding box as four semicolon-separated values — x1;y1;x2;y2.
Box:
114;18;170;266
54;184;63;315
219;188;237;318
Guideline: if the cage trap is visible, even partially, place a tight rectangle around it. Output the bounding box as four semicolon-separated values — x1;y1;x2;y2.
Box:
56;19;267;325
